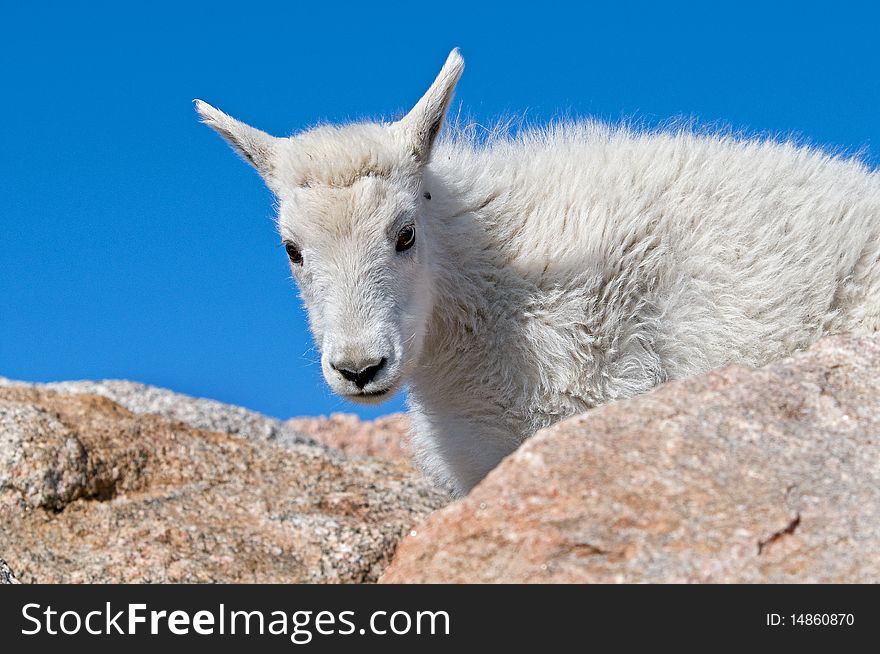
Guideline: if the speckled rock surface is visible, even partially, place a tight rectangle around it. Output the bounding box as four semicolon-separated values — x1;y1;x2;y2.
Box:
0;378;313;448
382;334;880;583
1;559;19;584
287;413;413;462
0;387;446;583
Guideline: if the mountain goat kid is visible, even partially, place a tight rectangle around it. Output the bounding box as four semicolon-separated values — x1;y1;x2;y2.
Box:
196;49;880;495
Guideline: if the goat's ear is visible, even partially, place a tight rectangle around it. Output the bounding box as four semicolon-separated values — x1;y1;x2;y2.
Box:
399;49;464;162
194;100;279;178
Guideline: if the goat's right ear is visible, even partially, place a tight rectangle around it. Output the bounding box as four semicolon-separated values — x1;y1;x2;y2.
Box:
194;100;279;178
398;49;464;163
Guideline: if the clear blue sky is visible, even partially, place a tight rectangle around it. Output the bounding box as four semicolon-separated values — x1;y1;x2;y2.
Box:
2;2;878;419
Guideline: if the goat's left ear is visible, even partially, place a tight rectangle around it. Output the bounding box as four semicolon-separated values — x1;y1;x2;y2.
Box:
398;48;464;162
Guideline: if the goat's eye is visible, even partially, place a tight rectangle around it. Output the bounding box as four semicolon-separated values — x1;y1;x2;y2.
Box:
395;225;416;252
284;242;303;265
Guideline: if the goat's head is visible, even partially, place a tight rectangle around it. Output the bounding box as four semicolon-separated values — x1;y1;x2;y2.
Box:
196;49;463;403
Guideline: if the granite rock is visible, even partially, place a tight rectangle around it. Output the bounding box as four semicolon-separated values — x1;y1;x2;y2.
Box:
382;334;880;583
0;559;19;584
287;413;412;462
0;386;445;583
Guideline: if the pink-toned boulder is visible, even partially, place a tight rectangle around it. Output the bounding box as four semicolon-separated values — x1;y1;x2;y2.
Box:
287;413;413;462
0;387;444;583
382;334;880;583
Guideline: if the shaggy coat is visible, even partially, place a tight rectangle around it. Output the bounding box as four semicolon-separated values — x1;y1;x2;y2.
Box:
197;50;880;495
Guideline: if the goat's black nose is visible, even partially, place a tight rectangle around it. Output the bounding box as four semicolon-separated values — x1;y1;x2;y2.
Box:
333;358;386;389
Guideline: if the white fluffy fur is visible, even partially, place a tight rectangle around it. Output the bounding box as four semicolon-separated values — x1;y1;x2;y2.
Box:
197;50;880;495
